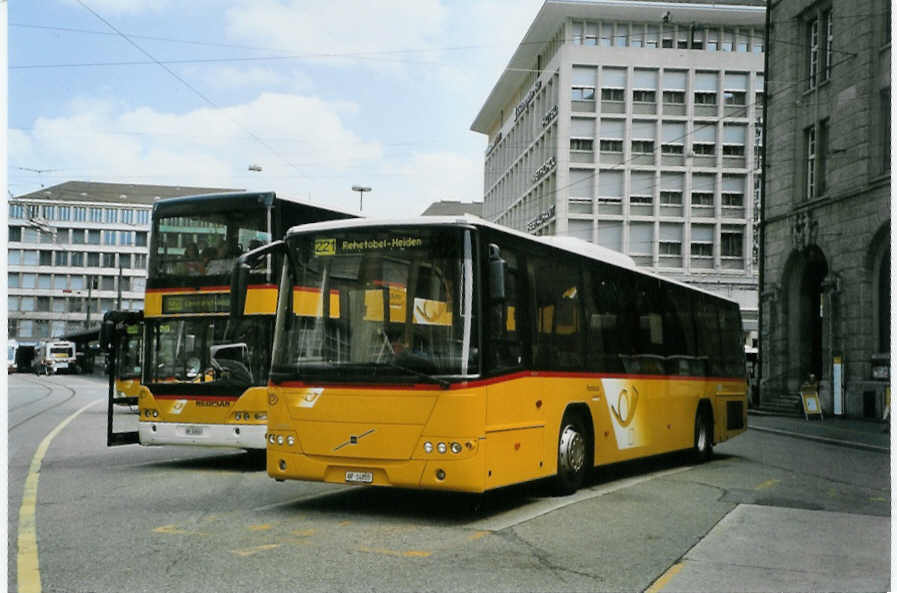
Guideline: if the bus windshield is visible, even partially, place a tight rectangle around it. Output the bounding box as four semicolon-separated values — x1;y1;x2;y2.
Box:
150;209;270;283
148;317;272;386
272;227;478;382
117;324;142;380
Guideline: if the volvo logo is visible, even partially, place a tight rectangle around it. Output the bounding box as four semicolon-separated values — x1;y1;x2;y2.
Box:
333;428;375;451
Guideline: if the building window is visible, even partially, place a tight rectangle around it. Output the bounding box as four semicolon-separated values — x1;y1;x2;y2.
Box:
103;230;117;245
136;210;149;225
601;88;623;102
822;10;833;82
87;253;100;267
88;230;100;245
693;143;715;155
121;209;133;224
721;226;744;257
19;320;33;338
691;242;713;257
694;92;717;105
572;87;595;101
805;125;816;199
102;253;116;268
724;91;746;106
663;90;685;104
53;275;66;290
120;231;134;246
70;252;84;267
808;17;819;89
8;273;19;288
104;208;119;223
691;27;705;50
570;138;594;152
72;230;85;245
73;207;87;222
57;206;70;221
136;231;148;247
632;90;656;103
41;205;55;220
9;203;24;219
54;251;68;266
39;250;52;266
692;192;714;206
631;140;655;154
119;254;132;269
660;190;683;205
722;145;745;156
8;250;21;265
89;207;102;222
9;226;21;242
134;254;147;269
22;228;39;243
23;251;38;266
662;144;684;155
659;241;681;255
818;118;829;194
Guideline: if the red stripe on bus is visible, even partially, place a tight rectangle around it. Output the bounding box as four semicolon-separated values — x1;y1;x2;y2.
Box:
272;370;745;391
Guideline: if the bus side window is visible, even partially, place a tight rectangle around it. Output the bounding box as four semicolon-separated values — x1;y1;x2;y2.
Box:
586;263;630;374
663;285;700;376
485;245;523;373
532;256;583;371
695;294;722;377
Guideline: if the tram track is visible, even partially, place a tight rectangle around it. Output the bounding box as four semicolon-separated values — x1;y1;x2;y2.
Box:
8;374;79;432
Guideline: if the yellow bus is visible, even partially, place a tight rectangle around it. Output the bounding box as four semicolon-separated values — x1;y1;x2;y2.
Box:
105;191;354;449
236;217;746;494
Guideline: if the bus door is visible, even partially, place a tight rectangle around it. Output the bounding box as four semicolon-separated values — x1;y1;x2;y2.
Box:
102;311;144;446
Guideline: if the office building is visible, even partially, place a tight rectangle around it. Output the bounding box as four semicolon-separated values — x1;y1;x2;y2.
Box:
471;0;765;340
8;181;239;344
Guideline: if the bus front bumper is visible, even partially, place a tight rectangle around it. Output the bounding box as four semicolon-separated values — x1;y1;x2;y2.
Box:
139;421;266;450
266;450;487;493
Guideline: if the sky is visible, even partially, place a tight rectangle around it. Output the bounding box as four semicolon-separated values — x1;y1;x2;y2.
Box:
8;0;545;217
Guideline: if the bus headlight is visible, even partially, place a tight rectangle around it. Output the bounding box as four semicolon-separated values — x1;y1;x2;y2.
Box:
287;436;295;446
268;434;276;444
450;442;462;454
437;442;447;454
424;441;433;453
276;435;284;445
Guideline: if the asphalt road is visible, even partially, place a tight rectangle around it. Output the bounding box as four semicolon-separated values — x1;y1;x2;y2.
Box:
7;374;891;593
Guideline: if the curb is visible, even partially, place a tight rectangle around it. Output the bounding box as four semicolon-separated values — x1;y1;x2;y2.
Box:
747;423;890;453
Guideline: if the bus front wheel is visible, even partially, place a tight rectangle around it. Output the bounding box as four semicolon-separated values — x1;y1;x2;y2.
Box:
693;407;713;462
555;412;588;495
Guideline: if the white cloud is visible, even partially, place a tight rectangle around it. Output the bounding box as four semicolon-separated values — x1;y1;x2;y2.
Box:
224;0;447;71
10;93;482;220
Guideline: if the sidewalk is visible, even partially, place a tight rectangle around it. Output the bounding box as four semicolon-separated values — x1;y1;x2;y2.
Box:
747;410;890;452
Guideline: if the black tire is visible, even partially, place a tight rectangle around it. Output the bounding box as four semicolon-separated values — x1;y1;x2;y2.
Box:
693;407;713;462
554;412;589;495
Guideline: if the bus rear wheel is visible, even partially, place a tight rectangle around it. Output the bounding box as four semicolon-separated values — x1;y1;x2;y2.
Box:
555;412;588;495
693;407;713;462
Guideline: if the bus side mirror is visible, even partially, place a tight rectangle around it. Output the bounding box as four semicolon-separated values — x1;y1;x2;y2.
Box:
488;243;506;302
230;240;286;320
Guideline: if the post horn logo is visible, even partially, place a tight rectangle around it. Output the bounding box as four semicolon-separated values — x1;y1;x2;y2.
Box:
610;385;639;427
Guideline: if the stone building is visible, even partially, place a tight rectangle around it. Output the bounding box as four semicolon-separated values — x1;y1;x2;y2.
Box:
471;0;766;343
760;0;890;416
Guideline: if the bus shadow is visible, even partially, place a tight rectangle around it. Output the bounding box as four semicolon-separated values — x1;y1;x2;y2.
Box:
131;450;267;473
278;450;735;526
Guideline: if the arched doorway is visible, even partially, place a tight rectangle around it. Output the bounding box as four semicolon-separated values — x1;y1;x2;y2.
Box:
785;246;828;390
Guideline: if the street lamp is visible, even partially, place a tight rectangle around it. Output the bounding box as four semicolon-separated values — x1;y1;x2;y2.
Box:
351;185;372;211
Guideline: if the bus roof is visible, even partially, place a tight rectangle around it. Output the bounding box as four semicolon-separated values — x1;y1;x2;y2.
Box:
282;215;740;306
152;190;356;219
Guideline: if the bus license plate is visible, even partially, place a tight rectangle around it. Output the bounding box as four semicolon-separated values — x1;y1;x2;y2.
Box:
345;471;373;484
185;426;204;436
55;362;68;369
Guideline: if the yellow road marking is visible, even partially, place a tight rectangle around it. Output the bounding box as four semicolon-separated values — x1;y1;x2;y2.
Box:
17;398;102;593
291;528;316;537
249;524;273;531
359;547;432;558
754;479;780;490
231;544;281;557
645;562;684;593
468;530;491;541
152;524;208;536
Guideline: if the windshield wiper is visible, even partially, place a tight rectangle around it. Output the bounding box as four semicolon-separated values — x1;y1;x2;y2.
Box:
378;359;450;390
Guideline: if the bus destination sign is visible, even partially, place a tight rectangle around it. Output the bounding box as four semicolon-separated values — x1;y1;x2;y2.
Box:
162;292;230;314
